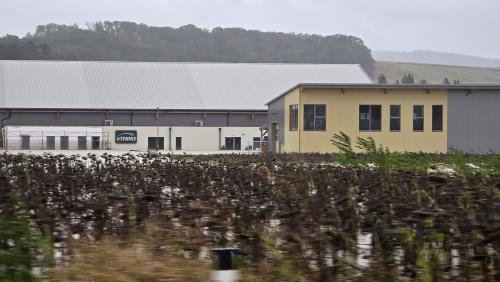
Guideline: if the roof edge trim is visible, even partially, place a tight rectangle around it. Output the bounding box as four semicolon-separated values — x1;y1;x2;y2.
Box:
266;83;500;105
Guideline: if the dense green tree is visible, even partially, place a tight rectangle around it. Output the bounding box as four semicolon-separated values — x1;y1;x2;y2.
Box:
377;74;387;84
401;73;415;84
0;35;51;60
443;77;451;84
0;22;375;75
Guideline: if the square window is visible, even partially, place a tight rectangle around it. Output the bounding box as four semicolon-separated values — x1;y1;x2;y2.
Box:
304;104;326;131
432;105;443;131
413;105;424;131
359;105;381;131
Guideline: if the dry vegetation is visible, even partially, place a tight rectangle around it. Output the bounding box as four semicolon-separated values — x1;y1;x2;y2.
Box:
46;238;211;282
0;152;499;281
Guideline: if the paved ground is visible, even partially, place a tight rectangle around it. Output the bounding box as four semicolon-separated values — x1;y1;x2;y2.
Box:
1;150;259;156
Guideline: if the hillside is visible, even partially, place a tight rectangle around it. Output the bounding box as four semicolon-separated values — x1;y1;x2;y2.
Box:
0;22;375;75
374;61;500;84
373;50;500;68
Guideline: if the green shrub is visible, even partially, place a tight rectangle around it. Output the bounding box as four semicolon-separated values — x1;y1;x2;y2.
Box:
0;193;38;282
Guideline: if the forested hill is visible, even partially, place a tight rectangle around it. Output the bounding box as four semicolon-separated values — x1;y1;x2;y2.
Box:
0;21;375;75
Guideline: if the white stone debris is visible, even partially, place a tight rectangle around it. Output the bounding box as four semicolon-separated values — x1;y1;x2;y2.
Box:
427;164;456;176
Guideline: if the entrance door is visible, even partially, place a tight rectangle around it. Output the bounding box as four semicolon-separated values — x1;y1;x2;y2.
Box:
60;136;69;150
46;136;55;150
253;137;261;150
148;137;164;150
271;123;280;153
175;137;182;150
225;137;241;150
78;136;87;150
20;136;30;150
91;136;100;150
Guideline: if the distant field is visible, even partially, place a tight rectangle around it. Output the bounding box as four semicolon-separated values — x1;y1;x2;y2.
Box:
374;61;500;84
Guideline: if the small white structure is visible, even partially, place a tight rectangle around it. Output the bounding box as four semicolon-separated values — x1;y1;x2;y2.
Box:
3;126;107;150
211;248;241;282
2;126;267;152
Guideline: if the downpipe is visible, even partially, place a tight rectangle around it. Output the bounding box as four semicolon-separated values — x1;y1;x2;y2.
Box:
0;111;12;149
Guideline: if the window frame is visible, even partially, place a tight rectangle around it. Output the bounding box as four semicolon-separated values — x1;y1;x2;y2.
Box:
432;105;443;132
389;105;401;132
60;136;69;150
148;137;165;150
289;104;299;131
46;136;56;150
359;104;382;132
413;105;425;132
303;104;326;131
175;137;182;150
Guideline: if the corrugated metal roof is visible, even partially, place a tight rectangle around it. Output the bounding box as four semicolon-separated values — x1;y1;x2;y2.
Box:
0;60;372;110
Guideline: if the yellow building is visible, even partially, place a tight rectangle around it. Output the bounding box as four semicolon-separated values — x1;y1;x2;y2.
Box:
266;84;500;154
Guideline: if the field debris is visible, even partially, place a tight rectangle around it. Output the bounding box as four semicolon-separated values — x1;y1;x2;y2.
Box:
0;152;499;281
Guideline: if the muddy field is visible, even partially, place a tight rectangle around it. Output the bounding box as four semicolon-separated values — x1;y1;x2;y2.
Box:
0;153;499;281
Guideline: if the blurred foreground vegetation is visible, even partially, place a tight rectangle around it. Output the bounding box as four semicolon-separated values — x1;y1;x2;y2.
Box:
0;151;499;281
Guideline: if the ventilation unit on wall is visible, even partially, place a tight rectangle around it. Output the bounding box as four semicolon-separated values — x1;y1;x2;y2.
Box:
194;120;204;127
104;120;114;126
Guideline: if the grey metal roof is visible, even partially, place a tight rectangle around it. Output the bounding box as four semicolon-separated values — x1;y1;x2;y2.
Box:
266;83;500;105
0;60;372;110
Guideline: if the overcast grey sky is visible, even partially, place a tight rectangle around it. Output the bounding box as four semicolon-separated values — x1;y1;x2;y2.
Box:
1;0;499;59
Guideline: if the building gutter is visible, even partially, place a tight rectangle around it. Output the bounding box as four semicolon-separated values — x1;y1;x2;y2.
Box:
298;87;302;154
0;108;268;114
169;127;172;151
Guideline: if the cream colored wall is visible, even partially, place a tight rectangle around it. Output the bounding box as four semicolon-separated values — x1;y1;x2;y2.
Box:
172;127;259;151
103;126;166;151
102;126;261;151
283;88;448;153
283;88;300;152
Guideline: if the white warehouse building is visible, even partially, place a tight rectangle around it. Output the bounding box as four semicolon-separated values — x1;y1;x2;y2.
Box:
0;60;371;152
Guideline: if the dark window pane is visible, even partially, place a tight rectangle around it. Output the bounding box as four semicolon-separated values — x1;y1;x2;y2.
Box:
91;136;100;150
78;136;87;150
304;105;315;131
46;136;55;150
293;105;298;130
289;104;298;131
315;105;326;117
413;105;424;131
414;119;424;131
390;105;400;117
360;105;370;116
413;105;424;118
359;105;370;130
371;105;381;130
253;137;261;149
432;105;443;131
60;136;69;150
21;136;30;150
148;137;164;150
235;137;241;150
390;105;401;131
225;137;234;150
176;137;182;150
315;118;326;131
390;118;400;131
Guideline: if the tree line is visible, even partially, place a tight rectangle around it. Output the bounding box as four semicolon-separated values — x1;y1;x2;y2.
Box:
0;21;375;75
377;73;460;84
